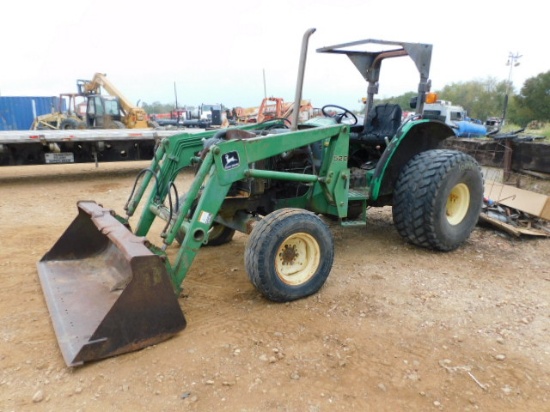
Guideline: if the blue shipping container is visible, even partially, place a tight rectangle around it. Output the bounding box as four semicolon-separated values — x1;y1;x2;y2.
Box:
0;96;60;131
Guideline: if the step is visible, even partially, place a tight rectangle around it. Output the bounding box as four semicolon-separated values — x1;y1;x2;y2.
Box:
348;188;369;201
340;219;366;227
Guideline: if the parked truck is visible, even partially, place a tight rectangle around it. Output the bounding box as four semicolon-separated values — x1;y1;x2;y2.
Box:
37;29;483;366
180;103;226;128
422;99;487;137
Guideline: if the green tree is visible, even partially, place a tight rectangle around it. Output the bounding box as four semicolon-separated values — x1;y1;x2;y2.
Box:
141;101;178;114
506;99;531;127
514;71;550;125
374;92;417;112
435;78;508;122
373;78;509;122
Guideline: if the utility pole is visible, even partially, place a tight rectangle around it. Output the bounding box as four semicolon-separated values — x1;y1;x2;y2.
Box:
263;69;267;99
502;52;522;125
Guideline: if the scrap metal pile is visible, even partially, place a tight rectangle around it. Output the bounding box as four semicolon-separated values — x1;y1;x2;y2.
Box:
444;128;550;237
481;196;550;237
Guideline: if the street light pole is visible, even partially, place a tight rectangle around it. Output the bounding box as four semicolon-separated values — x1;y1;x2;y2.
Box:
502;52;522;125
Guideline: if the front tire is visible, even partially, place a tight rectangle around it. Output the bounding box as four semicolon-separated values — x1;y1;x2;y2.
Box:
245;208;334;302
392;149;483;251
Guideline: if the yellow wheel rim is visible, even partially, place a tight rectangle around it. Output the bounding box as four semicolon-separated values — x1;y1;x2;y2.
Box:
446;183;470;225
275;232;320;285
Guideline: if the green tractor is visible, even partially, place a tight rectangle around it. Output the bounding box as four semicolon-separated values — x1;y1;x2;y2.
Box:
37;29;483;366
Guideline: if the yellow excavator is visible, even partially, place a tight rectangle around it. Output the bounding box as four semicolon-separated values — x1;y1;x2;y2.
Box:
77;73;151;129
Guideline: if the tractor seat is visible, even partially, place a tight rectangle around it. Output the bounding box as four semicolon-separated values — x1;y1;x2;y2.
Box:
354;103;402;145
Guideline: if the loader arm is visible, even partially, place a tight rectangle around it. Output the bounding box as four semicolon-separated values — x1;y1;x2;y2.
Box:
127;122;293;236
139;124;351;292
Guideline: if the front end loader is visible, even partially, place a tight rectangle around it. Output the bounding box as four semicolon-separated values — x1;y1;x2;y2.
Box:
38;29;483;366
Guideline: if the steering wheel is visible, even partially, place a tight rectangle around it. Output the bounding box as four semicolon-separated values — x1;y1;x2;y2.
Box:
321;104;358;125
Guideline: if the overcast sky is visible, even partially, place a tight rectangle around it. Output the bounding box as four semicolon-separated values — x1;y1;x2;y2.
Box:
1;0;545;111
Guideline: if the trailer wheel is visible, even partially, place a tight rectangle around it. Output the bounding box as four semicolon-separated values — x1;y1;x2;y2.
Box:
245;208;334;302
392;149;483;251
60;119;79;130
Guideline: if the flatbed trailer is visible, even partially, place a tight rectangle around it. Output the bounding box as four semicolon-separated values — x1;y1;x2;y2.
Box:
0;128;204;166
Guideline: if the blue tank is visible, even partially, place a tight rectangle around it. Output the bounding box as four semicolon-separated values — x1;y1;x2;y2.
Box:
455;120;487;137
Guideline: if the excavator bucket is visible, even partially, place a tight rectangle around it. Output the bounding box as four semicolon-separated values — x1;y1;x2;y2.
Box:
37;201;186;366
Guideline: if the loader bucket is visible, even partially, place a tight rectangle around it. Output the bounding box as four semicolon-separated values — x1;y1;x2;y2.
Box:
37;201;186;367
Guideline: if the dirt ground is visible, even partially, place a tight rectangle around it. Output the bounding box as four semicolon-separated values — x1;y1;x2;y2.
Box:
1;161;549;412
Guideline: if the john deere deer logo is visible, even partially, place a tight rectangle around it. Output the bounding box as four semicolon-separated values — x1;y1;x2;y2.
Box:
222;151;240;170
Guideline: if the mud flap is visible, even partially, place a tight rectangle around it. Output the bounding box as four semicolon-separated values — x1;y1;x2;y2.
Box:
37;201;186;367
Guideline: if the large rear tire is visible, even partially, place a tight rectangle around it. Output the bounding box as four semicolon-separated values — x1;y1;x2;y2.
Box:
392;149;483;251
245;208;334;302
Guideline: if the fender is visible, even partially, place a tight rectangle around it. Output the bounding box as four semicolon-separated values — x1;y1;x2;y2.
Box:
369;119;455;204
